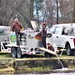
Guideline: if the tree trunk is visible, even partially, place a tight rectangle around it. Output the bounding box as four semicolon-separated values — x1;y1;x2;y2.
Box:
56;0;59;24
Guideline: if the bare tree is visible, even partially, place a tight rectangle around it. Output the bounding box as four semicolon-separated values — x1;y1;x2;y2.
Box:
44;0;56;26
0;0;34;28
56;0;59;24
44;0;75;24
59;0;73;23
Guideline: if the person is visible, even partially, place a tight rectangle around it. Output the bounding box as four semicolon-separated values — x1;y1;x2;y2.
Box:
35;23;47;48
12;18;23;46
40;23;47;48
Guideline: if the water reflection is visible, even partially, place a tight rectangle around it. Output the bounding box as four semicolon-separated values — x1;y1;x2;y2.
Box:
15;72;75;75
50;72;75;75
0;72;75;75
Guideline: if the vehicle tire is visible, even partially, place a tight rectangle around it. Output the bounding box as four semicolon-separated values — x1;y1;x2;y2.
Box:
11;47;17;58
66;44;74;56
17;47;22;58
0;44;1;51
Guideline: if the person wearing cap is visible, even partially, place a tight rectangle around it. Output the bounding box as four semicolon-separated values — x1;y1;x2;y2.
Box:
12;18;23;46
40;23;47;48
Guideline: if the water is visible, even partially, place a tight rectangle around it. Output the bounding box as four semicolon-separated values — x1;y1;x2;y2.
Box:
1;73;75;75
56;56;64;68
52;54;75;74
49;72;75;75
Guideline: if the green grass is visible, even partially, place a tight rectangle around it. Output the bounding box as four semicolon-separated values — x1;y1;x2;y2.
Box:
0;67;15;74
16;66;53;73
0;51;75;59
31;66;52;72
0;52;12;59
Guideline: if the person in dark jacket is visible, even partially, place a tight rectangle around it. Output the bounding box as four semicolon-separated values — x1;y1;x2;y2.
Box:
12;18;23;45
40;23;47;48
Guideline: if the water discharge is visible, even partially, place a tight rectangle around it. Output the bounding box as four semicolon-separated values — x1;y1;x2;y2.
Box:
54;54;73;72
39;47;75;72
56;54;64;68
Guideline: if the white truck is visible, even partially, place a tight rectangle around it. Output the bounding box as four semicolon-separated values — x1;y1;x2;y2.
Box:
0;26;10;50
49;23;75;56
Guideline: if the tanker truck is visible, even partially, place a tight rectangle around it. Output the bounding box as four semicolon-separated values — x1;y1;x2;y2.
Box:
1;21;58;58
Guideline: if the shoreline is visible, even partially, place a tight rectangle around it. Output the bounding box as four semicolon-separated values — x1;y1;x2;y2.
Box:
0;58;75;74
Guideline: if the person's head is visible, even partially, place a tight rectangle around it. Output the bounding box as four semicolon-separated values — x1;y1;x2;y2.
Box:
14;18;19;23
41;23;46;29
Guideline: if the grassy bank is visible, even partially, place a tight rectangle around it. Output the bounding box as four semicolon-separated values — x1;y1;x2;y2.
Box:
0;51;75;59
0;52;12;59
0;52;75;74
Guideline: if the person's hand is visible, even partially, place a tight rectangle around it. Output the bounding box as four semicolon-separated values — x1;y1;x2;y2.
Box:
20;30;22;32
22;27;24;31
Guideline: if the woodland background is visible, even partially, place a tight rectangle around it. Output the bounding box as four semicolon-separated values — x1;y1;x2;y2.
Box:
0;0;75;28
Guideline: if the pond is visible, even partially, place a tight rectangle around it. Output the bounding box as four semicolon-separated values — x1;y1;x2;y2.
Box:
50;72;75;75
14;72;75;75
